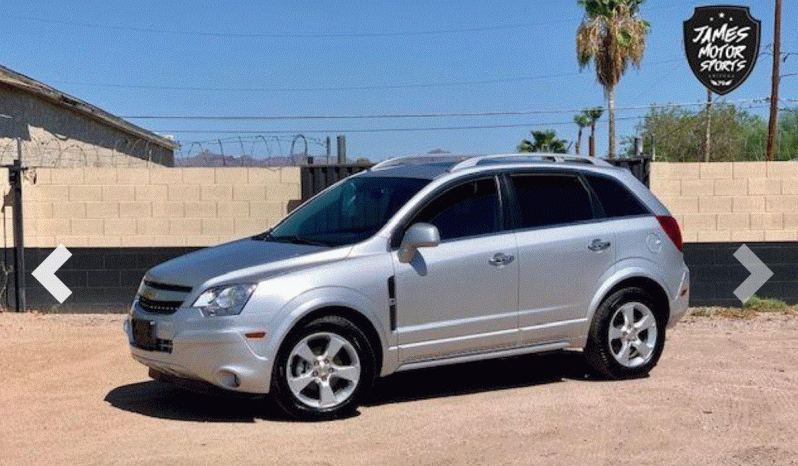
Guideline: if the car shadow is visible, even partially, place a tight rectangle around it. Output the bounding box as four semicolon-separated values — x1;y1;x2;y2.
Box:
105;351;597;422
365;350;594;406
104;381;292;423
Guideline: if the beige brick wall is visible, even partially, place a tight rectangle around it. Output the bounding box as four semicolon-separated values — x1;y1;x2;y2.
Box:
651;162;798;242
6;162;792;248
1;167;300;248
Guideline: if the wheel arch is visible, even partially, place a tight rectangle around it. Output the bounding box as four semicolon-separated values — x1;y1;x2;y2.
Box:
288;305;384;376
594;275;671;325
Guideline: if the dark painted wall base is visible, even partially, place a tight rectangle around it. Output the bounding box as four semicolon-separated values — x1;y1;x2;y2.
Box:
683;242;798;307
3;241;797;313
3;247;201;313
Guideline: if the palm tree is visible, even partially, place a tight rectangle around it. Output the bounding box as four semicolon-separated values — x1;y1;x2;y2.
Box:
574;114;591;155
585;107;604;157
576;0;649;158
518;130;568;153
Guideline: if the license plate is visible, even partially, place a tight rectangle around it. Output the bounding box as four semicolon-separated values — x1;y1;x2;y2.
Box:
132;319;156;349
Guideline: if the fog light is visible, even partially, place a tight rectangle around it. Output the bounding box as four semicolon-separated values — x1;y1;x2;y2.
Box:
216;369;241;388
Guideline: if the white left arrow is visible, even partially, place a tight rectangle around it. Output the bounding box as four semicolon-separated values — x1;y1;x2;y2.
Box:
31;244;72;303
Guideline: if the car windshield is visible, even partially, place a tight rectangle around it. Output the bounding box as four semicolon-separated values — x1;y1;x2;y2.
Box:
265;176;430;247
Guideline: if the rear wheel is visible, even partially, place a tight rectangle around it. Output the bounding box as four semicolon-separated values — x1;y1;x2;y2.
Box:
585;287;666;379
271;316;375;420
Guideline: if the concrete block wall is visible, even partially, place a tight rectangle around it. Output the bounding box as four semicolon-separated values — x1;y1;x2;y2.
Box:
650;162;798;242
3;162;795;249
2;167;300;248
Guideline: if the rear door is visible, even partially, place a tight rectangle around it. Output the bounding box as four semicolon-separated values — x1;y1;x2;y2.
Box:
508;171;616;345
392;176;519;363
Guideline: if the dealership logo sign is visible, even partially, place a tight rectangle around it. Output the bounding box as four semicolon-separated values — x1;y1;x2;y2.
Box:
683;5;761;95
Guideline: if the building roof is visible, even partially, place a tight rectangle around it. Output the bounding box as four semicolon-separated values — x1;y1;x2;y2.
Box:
0;64;177;150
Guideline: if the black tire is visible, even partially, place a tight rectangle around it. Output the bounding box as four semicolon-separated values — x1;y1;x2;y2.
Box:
271;315;376;421
585;287;666;379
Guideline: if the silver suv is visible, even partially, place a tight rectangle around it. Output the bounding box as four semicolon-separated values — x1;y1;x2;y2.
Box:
125;154;690;420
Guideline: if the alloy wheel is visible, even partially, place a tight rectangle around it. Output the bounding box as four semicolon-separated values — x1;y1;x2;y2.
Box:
286;332;362;409
607;302;658;368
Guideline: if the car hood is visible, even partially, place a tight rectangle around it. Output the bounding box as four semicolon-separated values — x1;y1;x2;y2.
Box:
144;238;336;288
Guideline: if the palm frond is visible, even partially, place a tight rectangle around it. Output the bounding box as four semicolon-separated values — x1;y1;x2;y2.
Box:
575;2;648;87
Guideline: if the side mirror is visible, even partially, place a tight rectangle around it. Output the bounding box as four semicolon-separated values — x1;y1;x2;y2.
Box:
398;223;440;263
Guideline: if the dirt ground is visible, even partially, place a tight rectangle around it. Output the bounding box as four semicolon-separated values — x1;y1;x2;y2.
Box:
1;311;797;466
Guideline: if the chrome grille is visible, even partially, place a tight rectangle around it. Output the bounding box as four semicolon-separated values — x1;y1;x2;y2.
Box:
143;280;192;293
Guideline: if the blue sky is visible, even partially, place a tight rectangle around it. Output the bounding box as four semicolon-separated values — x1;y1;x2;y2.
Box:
2;0;795;161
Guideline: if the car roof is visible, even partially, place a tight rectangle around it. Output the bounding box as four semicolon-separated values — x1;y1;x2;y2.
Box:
356;161;457;180
359;153;619;181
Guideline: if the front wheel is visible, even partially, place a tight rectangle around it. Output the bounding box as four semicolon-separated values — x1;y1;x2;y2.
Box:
585;287;666;379
271;316;375;420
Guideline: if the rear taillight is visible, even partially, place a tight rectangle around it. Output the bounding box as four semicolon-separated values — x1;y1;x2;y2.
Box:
656;215;683;252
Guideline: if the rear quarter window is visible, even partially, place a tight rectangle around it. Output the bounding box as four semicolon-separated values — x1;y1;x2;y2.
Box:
584;173;650;218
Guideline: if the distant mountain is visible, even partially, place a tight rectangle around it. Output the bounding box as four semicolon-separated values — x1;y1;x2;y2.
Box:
175;150;306;167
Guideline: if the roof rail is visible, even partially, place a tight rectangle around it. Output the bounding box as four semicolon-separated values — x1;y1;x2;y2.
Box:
370;154;471;171
448;153;610;172
370;153;611;172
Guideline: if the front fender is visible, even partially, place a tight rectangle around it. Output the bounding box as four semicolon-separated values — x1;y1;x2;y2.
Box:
261;286;392;377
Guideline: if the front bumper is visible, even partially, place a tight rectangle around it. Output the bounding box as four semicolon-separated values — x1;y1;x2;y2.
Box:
124;302;274;394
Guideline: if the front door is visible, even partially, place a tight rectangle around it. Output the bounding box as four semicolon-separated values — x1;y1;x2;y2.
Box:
391;177;519;363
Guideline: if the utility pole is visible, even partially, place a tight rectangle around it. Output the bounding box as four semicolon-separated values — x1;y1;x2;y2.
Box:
325;136;331;163
704;88;713;162
10;139;26;312
766;0;781;161
336;135;346;163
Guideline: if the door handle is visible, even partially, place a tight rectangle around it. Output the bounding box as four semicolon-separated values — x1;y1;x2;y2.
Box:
489;252;515;266
588;239;611;252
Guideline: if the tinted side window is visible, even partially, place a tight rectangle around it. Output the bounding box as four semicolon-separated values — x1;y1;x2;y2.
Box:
585;174;650;218
272;176;429;246
410;178;500;241
510;174;593;229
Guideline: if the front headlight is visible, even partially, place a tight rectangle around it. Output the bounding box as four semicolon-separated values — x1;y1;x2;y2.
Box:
193;284;257;317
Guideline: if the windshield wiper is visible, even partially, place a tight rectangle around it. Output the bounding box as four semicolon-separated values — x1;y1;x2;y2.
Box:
262;234;331;247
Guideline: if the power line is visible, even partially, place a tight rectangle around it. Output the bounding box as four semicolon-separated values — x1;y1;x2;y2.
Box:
152;117;644;135
1;3;697;39
55;60;682;94
125;96;764;120
154;99;772;140
57;72;582;93
2;13;572;38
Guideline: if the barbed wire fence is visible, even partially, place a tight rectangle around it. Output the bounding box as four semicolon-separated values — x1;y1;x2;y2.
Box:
0;133;335;169
174;134;331;166
0;136;172;167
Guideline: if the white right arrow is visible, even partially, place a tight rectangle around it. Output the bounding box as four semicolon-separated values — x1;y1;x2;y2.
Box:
31;244;73;303
733;244;774;304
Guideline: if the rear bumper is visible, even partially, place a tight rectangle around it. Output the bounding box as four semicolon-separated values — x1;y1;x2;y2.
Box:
667;266;690;328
